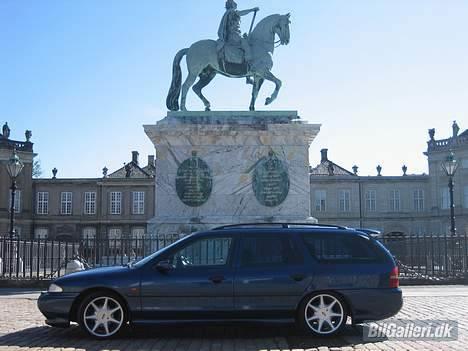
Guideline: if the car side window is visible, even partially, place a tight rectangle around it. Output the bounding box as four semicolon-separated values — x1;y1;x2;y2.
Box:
239;235;300;268
168;237;233;269
302;234;381;263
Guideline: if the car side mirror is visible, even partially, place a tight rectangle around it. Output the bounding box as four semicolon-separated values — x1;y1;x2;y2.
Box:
156;260;175;272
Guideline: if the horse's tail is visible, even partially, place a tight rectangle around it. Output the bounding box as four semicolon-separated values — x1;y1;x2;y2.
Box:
166;48;189;111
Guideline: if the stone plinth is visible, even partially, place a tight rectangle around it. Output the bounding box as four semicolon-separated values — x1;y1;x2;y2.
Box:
144;111;321;234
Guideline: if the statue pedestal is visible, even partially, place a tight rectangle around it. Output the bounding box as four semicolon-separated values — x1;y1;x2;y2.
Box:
144;111;321;234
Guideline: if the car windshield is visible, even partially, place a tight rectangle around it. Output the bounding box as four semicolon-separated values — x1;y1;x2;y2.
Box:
131;234;192;268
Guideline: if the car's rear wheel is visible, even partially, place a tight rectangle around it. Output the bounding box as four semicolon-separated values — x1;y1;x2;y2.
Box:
78;292;126;339
299;293;347;336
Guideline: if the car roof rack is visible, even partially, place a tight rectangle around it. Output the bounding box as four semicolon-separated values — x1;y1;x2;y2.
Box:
212;223;348;230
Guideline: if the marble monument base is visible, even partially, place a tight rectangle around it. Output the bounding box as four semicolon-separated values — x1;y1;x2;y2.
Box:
144;111;321;234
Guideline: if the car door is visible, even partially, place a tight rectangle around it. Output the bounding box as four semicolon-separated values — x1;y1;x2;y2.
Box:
139;234;236;320
233;233;310;318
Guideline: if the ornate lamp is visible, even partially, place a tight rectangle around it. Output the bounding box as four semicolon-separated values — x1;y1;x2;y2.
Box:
441;152;458;237
5;149;24;238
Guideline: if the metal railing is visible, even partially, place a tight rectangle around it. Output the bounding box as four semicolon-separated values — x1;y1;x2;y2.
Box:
0;234;184;280
1;232;467;282
379;232;468;281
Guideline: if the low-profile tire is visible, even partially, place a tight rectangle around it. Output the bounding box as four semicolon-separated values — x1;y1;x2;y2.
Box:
298;292;348;337
78;291;127;339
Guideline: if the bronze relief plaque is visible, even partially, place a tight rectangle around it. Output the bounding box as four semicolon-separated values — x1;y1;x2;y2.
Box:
176;151;213;207
252;151;290;207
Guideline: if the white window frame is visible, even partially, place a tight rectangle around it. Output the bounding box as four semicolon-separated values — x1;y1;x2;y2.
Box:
110;192;122;215
37;192;49;215
339;190;351;212
35;228;49;240
9;189;21;213
131;227;146;249
132;191;145;215
441;187;450;210
82;227;96;246
464;186;468;209
84;192;97;215
365;190;377;212
390;190;401;212
413;189;425;212
314;190;327;212
60;192;73;215
108;228;122;248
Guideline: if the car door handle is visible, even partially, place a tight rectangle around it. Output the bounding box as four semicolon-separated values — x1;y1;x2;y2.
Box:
290;274;305;282
209;275;225;284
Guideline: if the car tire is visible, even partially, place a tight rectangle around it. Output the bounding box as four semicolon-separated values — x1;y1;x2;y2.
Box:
298;292;348;337
78;291;127;339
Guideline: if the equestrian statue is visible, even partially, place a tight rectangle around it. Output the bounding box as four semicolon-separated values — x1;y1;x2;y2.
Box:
166;0;291;112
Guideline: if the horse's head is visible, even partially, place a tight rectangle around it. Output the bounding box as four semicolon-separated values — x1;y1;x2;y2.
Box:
274;13;291;45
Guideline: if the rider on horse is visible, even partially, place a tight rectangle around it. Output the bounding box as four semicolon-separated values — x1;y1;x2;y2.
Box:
217;0;259;67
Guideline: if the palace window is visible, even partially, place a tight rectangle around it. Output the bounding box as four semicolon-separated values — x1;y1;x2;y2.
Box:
84;192;96;215
365;190;377;212
82;227;96;246
314;190;327;212
131;227;146;249
441;187;450;210
339;190;351;212
413;189;425;212
110;192;122;215
132;191;145;215
390;190;400;212
60;192;73;215
35;228;49;240
9;190;21;213
108;228;122;248
37;192;49;215
464;186;468;209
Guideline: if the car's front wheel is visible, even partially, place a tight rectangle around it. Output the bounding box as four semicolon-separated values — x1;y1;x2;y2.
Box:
298;293;347;336
78;292;126;339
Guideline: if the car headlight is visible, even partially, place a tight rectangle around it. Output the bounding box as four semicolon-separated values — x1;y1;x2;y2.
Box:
48;283;63;293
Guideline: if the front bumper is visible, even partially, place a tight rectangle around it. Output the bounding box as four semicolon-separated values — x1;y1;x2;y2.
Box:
37;291;79;328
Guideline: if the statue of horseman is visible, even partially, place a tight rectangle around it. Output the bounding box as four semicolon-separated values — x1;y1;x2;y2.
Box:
166;0;291;111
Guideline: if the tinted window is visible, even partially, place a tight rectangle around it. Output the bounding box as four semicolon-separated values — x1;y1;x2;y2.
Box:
240;235;300;267
169;237;232;268
302;234;381;263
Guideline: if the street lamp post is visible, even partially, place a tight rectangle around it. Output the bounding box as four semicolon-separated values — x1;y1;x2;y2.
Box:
5;149;24;239
441;152;459;237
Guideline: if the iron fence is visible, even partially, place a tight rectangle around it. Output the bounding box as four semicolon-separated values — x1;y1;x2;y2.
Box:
0;232;467;282
0;234;184;280
379;232;468;282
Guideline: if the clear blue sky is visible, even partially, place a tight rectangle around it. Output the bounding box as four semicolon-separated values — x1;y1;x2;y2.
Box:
2;0;467;178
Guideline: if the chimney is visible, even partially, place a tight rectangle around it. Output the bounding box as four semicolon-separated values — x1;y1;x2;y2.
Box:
147;155;155;167
320;149;328;162
132;151;139;165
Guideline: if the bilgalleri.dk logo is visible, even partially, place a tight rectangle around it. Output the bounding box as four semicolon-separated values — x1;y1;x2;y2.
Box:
363;320;458;341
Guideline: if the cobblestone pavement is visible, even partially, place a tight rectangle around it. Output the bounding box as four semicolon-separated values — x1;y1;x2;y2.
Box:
0;286;467;351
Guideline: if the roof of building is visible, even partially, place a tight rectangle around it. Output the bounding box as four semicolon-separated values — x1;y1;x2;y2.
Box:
310;149;355;177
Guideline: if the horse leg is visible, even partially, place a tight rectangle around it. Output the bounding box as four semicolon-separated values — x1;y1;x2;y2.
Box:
180;73;198;111
193;68;217;111
263;71;282;106
249;76;264;111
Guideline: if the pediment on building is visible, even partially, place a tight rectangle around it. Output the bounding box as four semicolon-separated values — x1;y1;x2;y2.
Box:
310;160;355;177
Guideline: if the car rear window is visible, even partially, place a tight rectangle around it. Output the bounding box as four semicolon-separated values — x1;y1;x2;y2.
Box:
302;233;384;263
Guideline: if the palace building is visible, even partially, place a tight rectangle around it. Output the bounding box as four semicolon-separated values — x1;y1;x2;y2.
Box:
1;121;467;240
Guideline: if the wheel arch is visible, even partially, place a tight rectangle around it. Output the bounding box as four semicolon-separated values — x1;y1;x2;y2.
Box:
70;287;130;323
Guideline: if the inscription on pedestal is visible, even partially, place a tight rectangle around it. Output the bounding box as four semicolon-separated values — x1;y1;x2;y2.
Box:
252;151;290;207
176;151;212;207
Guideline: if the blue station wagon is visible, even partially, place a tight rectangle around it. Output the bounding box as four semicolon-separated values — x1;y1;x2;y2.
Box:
38;224;403;339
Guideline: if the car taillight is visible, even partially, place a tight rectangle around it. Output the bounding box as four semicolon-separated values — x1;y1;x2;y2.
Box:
389;266;399;288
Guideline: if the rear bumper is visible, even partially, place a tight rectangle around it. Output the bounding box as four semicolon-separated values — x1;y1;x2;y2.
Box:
340;288;403;324
37;292;79;327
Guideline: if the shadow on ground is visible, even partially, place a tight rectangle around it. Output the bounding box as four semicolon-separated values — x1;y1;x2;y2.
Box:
0;324;384;350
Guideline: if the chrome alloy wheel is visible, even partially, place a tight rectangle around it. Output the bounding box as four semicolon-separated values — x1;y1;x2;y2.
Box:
304;294;345;335
83;296;124;338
